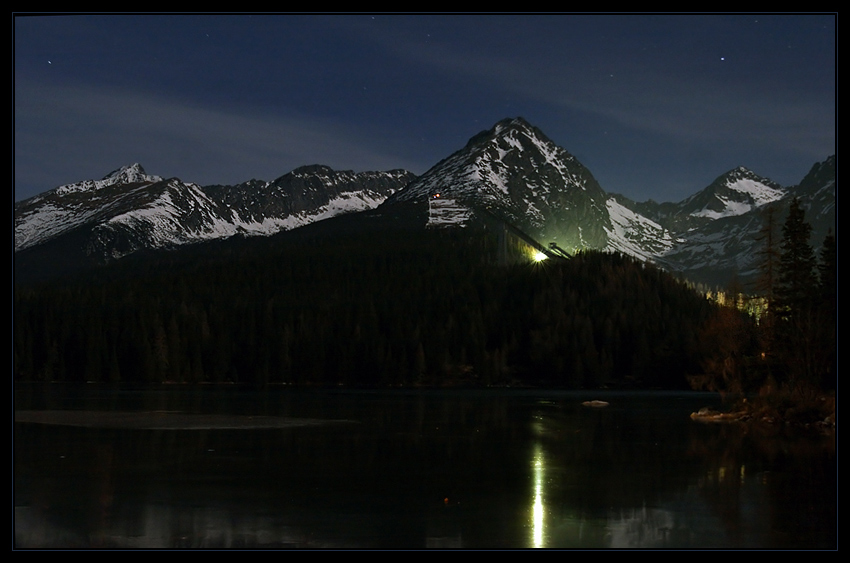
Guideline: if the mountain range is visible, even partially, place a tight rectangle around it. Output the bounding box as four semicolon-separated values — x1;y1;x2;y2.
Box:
14;117;835;288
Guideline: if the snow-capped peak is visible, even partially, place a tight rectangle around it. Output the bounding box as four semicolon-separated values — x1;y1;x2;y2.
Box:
385;116;610;250
54;163;163;195
103;163;160;183
685;166;786;219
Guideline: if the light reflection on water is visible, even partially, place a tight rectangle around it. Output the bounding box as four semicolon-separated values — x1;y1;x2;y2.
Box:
531;441;545;548
14;385;836;549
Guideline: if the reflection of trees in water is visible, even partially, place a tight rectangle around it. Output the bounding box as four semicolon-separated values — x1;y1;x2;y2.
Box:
528;398;835;548
531;399;702;513
15;389;835;548
524;398;710;547
15;391;533;549
687;421;835;549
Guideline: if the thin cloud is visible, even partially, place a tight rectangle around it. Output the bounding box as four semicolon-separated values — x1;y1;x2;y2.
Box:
15;77;424;200
365;16;834;160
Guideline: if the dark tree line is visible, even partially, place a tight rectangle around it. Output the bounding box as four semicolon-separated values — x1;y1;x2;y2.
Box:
15;226;718;388
691;198;836;403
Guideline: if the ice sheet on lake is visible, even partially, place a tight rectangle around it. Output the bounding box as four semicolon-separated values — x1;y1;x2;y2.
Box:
14;410;355;430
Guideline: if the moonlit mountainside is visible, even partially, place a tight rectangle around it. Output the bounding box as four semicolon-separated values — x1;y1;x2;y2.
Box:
15;164;164;252
14;118;835;288
15;163;415;261
603;198;678;261
54;163;163;196
386;117;611;252
681;167;787;220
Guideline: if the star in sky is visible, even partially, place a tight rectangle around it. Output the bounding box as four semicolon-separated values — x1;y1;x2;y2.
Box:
14;13;835;204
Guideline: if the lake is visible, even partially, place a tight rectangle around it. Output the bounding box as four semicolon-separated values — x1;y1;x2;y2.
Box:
14;384;836;549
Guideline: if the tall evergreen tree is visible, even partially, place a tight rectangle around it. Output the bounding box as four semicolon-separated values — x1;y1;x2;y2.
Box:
776;198;817;322
774;198;820;391
817;229;837;390
818;229;836;308
751;204;782;377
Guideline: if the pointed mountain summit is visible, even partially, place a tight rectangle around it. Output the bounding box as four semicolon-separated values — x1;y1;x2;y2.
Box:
794;154;835;199
385;117;611;251
53;163;164;197
781;154;835;248
14;116;834;289
644;167;794;285
15;163;167;253
14;163;415;270
677;166;786;220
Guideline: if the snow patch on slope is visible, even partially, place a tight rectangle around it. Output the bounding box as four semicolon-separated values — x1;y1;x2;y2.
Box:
604;198;677;261
691;177;785;219
15;183;155;251
55;163;162;195
103;186;390;250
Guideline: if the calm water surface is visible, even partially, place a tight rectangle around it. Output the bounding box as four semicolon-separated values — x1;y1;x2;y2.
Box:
14;385;836;549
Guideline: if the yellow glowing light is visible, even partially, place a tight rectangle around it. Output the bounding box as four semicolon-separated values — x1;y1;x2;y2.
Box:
532;251;547;263
531;443;545;548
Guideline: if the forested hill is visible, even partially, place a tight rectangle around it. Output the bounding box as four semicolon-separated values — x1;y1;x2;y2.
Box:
14;221;717;389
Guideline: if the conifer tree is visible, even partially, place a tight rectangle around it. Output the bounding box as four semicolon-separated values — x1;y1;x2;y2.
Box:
818;229;836;309
750;204;783;380
817;229;837;389
776;198;817;322
774;198;819;391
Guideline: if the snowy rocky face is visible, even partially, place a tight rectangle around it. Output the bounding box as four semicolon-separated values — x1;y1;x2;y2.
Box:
15;164;164;253
387;117;612;252
14;119;834;288
600;167;795;284
383;117;834;286
603;198;677;262
15;163;415;260
680;167;787;220
52;163;163;196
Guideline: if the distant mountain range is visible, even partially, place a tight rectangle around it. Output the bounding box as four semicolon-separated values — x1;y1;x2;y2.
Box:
14;117;835;288
14;163;414;261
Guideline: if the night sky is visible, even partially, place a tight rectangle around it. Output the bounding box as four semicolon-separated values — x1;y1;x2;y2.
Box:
14;13;835;203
